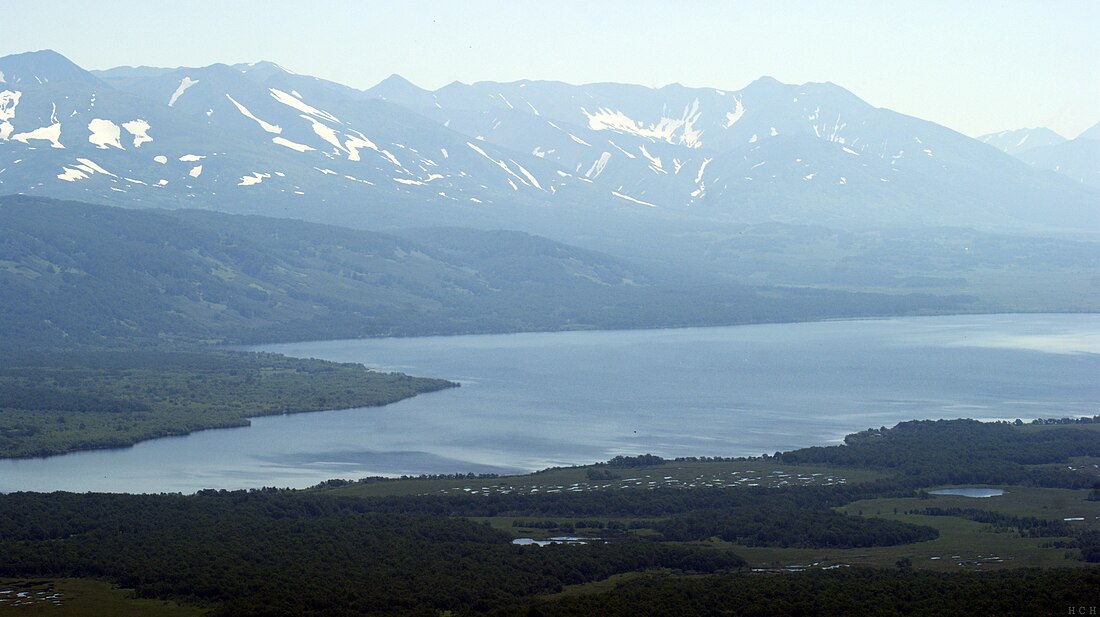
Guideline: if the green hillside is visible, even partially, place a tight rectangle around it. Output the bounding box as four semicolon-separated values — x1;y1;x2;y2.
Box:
0;196;972;350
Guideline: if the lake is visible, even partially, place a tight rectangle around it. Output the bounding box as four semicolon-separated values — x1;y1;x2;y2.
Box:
1;314;1097;494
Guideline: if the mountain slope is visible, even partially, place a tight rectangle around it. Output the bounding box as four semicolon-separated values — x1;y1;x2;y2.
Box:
366;76;1100;231
0;196;976;350
0;196;645;348
0;50;1096;236
1014;123;1100;189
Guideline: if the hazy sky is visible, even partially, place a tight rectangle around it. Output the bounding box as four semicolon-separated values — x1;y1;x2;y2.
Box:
2;0;1097;138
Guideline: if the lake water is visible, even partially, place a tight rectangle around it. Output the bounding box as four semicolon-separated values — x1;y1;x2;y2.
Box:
1;314;1097;494
928;488;1006;498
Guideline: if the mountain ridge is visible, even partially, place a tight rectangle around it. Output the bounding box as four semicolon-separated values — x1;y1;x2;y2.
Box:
980;122;1100;189
0;49;1096;240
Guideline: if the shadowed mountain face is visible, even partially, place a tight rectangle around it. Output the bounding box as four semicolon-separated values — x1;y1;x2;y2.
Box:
0;195;988;350
0;50;1096;238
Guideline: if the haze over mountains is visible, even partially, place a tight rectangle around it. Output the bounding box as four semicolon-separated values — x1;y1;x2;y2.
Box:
979;123;1100;189
1;49;1096;237
1;49;1098;344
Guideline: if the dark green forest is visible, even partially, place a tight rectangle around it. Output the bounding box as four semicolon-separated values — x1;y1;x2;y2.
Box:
1;420;1097;615
0;350;454;458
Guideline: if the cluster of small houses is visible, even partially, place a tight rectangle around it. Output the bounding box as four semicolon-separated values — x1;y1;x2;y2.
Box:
0;585;62;608
431;468;849;497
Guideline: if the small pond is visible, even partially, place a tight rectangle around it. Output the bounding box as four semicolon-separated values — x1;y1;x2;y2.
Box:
511;536;591;546
928;488;1005;498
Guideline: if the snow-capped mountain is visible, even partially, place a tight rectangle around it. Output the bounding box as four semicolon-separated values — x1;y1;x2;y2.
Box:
980;122;1100;189
368;76;1099;230
1;50;1097;236
978;127;1066;156
1014;123;1100;189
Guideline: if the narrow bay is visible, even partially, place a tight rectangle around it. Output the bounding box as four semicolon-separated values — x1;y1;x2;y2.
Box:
2;314;1096;494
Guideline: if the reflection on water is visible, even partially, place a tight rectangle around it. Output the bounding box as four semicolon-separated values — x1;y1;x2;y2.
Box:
1;314;1097;494
928;488;1005;498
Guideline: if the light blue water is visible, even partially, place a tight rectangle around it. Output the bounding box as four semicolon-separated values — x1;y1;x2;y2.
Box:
928;488;1006;498
1;314;1097;494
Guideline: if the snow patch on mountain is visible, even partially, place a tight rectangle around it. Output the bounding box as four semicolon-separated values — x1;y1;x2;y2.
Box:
694;157;712;183
168;77;198;107
13;123;63;148
273;136;313;152
122;119;152;147
343;129;401;167
511;160;543;190
585;151;611;178
238;172;271;186
638;144;665;173
724;96;744;128
611;190;657;207
584;99;704;148
77;158;115;177
467;141;532;188
269;88;339;123
57;166;87;181
226;94;281;134
0;90;20;140
608;140;636;159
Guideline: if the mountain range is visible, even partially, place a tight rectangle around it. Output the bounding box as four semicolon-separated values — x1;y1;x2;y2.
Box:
979;123;1100;189
1;49;1098;340
1;49;1097;240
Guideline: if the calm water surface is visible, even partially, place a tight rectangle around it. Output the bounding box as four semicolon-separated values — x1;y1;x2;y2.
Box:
928;488;1006;498
2;314;1097;493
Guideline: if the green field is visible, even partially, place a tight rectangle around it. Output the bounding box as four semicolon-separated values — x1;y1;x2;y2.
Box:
0;579;205;617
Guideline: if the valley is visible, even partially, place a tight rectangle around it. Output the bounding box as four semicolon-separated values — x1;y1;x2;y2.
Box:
0;39;1097;616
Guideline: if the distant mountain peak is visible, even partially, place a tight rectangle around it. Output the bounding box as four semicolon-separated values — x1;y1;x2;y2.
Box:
365;73;429;103
747;75;784;88
373;73;422;91
0;49;104;87
234;60;297;76
978;127;1066;155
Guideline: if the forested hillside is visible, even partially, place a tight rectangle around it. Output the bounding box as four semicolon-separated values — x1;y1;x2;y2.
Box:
0;196;972;350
